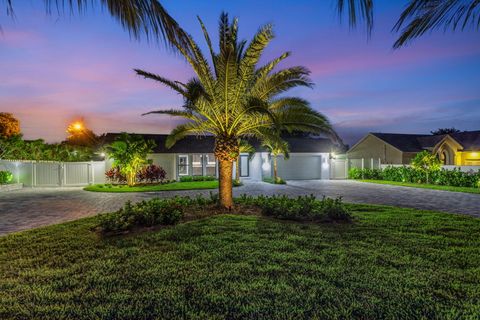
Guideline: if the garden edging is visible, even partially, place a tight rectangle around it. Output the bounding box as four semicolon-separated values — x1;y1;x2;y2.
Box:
0;183;23;192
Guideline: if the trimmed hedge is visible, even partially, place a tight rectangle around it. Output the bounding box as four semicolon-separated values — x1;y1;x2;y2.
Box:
349;166;480;188
179;175;216;182
0;171;13;184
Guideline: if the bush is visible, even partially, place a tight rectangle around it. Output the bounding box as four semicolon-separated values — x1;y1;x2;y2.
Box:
349;168;382;180
236;194;351;222
105;167;126;184
262;177;286;184
180;175;216;182
0;171;13;184
137;164;167;183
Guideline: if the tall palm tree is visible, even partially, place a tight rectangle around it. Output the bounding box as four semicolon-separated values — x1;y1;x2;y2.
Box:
135;13;331;208
3;0;187;48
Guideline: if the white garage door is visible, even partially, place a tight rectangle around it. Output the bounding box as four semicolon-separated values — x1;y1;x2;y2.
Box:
276;155;322;180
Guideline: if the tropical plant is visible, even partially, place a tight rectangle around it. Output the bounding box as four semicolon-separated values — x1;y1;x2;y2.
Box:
106;133;156;186
0;170;13;184
411;150;441;184
262;136;290;183
235;139;255;183
135;13;331;208
0;113;20;138
3;0;187;48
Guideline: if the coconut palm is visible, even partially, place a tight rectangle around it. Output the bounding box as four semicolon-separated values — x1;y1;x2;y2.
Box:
3;0;186;48
135;13;331;208
234;139;255;183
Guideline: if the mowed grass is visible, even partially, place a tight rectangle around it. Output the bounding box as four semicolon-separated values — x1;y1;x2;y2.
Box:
84;180;219;192
360;179;480;194
1;204;480;319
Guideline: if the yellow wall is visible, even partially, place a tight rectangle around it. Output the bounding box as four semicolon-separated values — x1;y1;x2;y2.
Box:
455;151;480;166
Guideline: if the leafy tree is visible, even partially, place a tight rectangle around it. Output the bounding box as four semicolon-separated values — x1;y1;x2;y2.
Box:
65;121;99;147
136;13;331;208
262;136;290;183
106;133;156;186
431;127;460;135
235;139;255;183
411;150;441;184
0;113;21;138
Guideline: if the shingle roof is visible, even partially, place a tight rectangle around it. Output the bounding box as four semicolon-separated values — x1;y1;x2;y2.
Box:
370;131;480;152
104;133;338;154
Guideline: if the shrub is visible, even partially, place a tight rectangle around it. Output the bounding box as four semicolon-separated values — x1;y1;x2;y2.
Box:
236;194;351;222
348;167;363;179
180;175;216;182
0;170;13;184
262;177;286;184
105;167;127;184
137;164;167;183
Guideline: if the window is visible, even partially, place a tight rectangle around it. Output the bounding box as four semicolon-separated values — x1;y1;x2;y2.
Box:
192;154;203;176
240;155;249;177
178;155;189;176
205;153;216;176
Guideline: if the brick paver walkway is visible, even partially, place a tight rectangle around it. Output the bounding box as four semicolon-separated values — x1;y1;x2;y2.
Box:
1;180;479;236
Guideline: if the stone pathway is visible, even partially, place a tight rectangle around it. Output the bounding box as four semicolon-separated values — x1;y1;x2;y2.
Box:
1;180;479;236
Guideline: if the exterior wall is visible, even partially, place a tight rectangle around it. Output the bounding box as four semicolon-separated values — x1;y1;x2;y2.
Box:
402;152;417;164
148;153;177;180
347;135;404;164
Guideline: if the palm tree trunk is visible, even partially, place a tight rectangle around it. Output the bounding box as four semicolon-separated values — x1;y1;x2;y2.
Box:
219;160;234;209
235;156;240;182
273;155;278;181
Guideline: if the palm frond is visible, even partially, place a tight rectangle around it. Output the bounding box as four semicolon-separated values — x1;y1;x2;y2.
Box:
134;69;186;95
337;0;374;35
393;0;480;48
165;122;206;149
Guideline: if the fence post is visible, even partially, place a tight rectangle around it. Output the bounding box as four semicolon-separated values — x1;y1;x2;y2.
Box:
91;162;95;185
345;157;349;179
378;158;381;169
361;158;365;179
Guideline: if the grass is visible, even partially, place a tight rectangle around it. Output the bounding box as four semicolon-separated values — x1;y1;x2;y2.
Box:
84;180;219;192
360;179;480;194
1;204;480;319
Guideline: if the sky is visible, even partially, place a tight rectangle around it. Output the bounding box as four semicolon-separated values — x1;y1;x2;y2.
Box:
1;0;479;146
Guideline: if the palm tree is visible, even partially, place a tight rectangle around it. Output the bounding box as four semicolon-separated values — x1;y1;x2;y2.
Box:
262;136;289;183
336;0;479;48
234;139;255;183
3;0;187;48
135;13;331;208
393;0;480;48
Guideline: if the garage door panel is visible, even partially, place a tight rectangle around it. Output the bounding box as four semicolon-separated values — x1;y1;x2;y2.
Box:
276;155;322;180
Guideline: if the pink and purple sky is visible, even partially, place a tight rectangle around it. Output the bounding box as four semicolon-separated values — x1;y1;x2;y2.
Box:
1;0;479;146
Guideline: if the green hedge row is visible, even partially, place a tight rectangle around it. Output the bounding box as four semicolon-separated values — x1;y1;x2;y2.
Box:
179;175;216;182
349;166;480;188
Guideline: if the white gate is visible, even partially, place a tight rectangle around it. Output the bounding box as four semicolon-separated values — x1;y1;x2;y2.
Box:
331;159;347;179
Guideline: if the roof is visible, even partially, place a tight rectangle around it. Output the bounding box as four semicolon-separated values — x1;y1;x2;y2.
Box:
368;131;480;152
104;133;339;154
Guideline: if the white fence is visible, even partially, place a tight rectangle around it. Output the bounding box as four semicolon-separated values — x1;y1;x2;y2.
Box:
0;160;106;187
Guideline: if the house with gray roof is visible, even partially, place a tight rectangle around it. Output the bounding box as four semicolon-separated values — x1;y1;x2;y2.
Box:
105;133;343;181
347;131;480;166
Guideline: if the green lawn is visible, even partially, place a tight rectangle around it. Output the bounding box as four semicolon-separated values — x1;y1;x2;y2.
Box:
84;180;219;192
1;204;479;319
360;179;480;194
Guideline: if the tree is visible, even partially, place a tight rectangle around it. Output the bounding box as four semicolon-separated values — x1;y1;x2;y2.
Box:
0;113;20;138
262;136;290;183
3;1;187;49
411;150;441;184
235;139;255;183
431;127;460;135
135;13;331;208
106;133;156;186
65;120;99;147
336;0;479;48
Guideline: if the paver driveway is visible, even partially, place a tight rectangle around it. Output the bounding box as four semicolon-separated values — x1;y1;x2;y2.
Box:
1;180;479;236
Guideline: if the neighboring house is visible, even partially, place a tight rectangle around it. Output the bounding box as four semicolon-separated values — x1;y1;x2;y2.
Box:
105;133;342;181
347;131;480;165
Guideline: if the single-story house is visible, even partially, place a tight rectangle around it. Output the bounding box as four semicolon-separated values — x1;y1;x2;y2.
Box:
347;130;480;165
105;133;342;181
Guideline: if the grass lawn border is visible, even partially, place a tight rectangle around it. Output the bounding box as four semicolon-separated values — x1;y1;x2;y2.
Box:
359;179;480;194
84;180;219;193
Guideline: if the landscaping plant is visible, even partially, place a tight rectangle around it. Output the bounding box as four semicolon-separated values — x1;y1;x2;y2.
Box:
0;170;13;184
106;133;156;186
411;150;441;184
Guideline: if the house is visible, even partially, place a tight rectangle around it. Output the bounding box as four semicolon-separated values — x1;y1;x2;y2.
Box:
104;133;342;181
347;131;480;165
